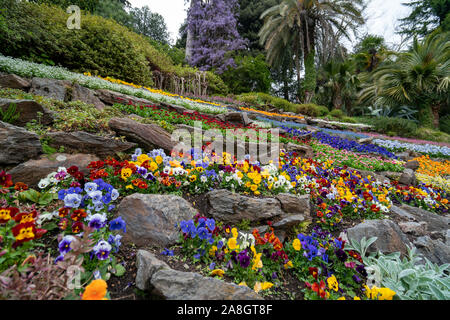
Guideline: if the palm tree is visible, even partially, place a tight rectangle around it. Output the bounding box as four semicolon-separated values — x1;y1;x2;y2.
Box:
259;0;365;103
359;31;450;128
318;59;359;111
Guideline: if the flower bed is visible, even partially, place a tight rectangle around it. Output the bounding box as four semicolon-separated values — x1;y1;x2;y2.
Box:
373;138;450;158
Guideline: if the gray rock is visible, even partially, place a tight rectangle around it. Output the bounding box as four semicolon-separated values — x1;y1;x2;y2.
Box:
346;219;413;256
405;160;420;171
44;131;137;158
216;112;252;127
0;73;31;90
30;78;72;101
285;143;314;158
135;250;170;291
390;206;416;221
0;121;42;166
206;189;284;225
8;153;99;187
0;98;53;127
150;269;263;300
275;193;311;217
398;168;416;186
109;117;176;153
95;89;152;106
70;83;105;110
396;152;411;161
398;204;450;233
413;236;450;265
117;194;198;247
398;221;427;236
272;215;307;231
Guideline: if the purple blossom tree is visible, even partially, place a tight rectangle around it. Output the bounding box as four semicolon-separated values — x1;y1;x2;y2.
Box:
186;0;247;74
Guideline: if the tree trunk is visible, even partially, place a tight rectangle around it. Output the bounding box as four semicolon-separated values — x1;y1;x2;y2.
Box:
333;88;342;110
185;0;195;63
302;17;316;103
431;103;441;129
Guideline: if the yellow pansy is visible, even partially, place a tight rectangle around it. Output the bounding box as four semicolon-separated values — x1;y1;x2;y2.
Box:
211;269;225;277
292;238;301;251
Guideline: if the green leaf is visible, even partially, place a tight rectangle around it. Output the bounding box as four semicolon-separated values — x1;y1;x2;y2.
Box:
399;269;415;279
428;283;446;300
112;264;126;277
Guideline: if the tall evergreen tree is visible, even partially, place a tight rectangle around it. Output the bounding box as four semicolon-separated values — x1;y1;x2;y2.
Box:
186;0;247;74
399;0;450;39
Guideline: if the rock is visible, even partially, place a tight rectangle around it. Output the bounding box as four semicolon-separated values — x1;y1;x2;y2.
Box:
285;143;314;159
413;236;450;265
398;168;416;186
95;89;152;106
275;194;311;217
151;269;263;300
70;83;105;110
30;78;72;101
358;137;374;144
397;204;450;233
206;189;284;225
8;153;99;187
0;98;54;127
272;215;308;231
379;171;402;181
0;73;31;90
216;112;252;127
396;152;411;161
135;250;170;291
405;160;420;171
117;194;198;247
159;102;187;114
346;219;412;256
398;221;427;236
44;131;137;158
109;117;176;153
390;206;416;220
0;121;42;166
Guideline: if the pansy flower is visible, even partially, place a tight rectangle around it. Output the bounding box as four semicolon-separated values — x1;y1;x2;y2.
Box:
0;207;19;224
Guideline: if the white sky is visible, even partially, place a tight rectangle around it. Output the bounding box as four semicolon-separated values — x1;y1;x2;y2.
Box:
129;0;413;49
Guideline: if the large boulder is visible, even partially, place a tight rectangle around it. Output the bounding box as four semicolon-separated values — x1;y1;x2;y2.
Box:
206;189;284;225
0;98;54;127
346;219;412;256
30;78;72;101
0;121;42;166
136;250;262;300
70;83;105;110
44;131;137;158
205;190;311;226
413;236;450;266
8;153;99;187
108;117;176;153
151;269;263;300
216;112;252;127
95;89;152;106
391;205;450;233
117;194;198;247
0;73;31;90
285;143;314;159
398;168;417;186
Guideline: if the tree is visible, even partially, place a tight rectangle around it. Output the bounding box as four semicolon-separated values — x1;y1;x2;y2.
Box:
317;59;359;112
259;0;365;103
220;54;272;94
399;0;450;39
131;6;171;44
359;32;450;129
186;0;247;74
237;0;280;53
353;34;390;73
94;0;134;28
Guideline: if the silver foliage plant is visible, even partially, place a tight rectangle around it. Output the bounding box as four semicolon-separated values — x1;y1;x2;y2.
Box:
345;236;450;300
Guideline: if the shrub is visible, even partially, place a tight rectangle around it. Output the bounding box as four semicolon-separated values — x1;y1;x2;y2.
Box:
359;117;419;138
439;114;450;135
295;104;329;117
0;2;228;95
